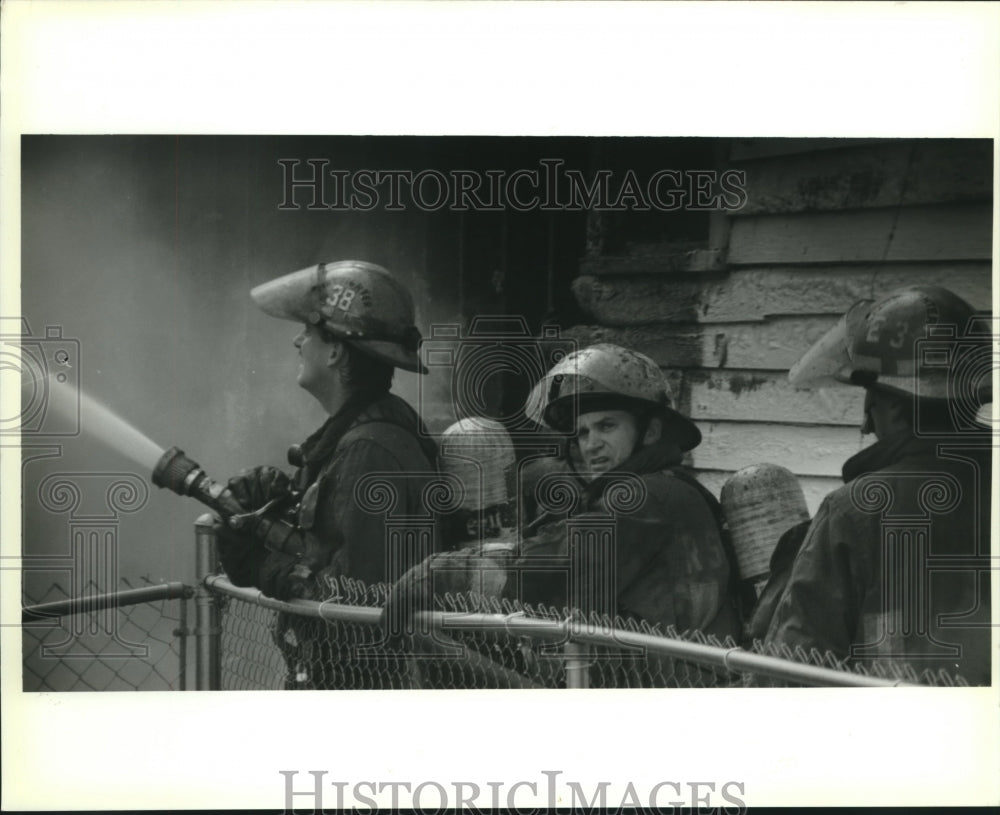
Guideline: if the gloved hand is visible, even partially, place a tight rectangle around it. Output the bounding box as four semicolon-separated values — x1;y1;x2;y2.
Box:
260;550;315;601
226;465;293;512
217;516;314;600
214;514;267;587
381;543;518;643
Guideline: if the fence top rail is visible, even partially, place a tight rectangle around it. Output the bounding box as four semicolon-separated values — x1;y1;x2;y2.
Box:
204;574;383;625
425;612;910;687
22;581;194;624
204;575;911;688
568;626;912;688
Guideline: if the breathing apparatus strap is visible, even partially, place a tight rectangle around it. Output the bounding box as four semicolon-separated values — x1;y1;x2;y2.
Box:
667;467;750;624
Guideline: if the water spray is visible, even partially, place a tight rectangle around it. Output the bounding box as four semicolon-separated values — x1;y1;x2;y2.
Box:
32;376;310;560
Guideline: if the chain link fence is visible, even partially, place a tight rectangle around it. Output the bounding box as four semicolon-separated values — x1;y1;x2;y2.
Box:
21;577;192;692
20;571;972;691
207;574;970;690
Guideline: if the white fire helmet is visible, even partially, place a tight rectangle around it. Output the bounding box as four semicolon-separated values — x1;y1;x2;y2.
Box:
438;416;514;510
524;343;701;452
789;285;991;405
251;260;427;373
438;418;516;511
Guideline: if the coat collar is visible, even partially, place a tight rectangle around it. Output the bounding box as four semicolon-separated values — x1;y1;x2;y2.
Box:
841;431;945;483
299;390;436;466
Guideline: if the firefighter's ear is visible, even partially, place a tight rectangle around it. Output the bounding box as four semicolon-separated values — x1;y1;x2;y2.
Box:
325;341;347;369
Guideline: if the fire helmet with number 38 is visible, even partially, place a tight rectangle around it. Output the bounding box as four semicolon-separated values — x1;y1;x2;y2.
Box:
789;285;988;403
250;260;428;373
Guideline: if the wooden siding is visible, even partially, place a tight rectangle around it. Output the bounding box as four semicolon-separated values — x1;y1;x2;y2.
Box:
565;316;842;371
568;138;993;517
693;422;870;477
573;264;992;325
728;203;992;266
735;140;991;215
684;370;865;426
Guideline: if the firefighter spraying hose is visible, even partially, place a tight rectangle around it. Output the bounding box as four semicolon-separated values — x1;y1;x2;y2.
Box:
32;259;435;631
144;261;437;622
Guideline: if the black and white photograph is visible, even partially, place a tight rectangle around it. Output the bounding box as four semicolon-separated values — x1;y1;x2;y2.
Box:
2;2;997;811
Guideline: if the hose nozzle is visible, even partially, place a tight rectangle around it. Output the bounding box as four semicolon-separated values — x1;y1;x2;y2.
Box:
152;446;306;561
152;446;245;518
152;447;204;495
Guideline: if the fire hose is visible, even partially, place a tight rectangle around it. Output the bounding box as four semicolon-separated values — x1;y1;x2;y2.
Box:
151;446;307;560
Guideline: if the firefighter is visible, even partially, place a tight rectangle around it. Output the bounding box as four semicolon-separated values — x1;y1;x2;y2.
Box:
511;343;742;640
765;285;993;684
380;417;522;688
383;418;519;622
437;417;517;549
216;260;438;688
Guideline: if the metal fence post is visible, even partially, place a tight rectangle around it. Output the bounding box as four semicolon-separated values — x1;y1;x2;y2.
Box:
175;595;189;691
564;640;590;689
194;513;221;690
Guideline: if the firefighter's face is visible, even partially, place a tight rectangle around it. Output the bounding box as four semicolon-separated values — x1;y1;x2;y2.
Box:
293;323;337;392
575;410;640;477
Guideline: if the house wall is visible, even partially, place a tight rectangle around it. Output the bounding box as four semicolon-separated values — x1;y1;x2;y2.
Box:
567;138;993;512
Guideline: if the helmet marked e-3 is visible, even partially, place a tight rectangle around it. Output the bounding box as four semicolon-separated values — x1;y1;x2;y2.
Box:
789;285;988;404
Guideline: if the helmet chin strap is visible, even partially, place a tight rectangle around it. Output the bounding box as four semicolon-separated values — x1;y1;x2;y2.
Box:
860;387;876;436
632;409;655;456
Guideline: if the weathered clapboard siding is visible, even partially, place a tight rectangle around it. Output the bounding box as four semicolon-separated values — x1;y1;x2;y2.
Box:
735;140;992;215
691;422;871;478
696;469;842;517
565;316;839;370
685;369;865;426
572;263;992;325
728;202;992;266
577;248;726;276
567;138;992;504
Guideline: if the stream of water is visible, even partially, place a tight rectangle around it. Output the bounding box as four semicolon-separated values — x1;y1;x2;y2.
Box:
40;376;166;472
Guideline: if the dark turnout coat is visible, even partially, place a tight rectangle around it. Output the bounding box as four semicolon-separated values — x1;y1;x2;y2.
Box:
221;390;438;596
765;431;992;685
293;392;439;590
221;390;437;689
512;440;741;640
382;438;743;687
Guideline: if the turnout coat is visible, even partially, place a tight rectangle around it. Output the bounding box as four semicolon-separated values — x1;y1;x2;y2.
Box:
386;439;742;642
513;439;741;640
220;390;438;688
765;431;992;685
